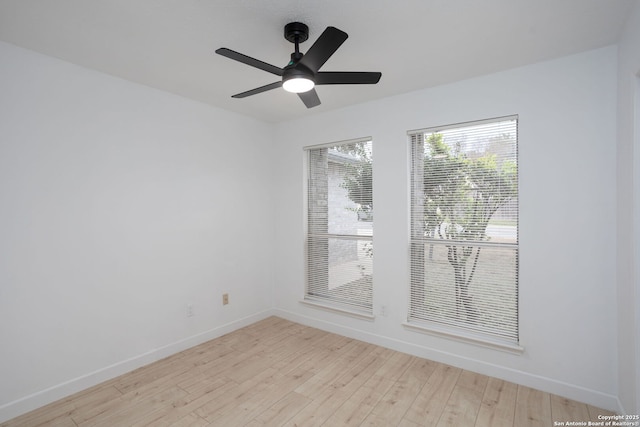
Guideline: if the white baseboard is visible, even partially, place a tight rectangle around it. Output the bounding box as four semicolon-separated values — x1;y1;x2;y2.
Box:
1;308;623;423
0;310;274;424
272;308;623;414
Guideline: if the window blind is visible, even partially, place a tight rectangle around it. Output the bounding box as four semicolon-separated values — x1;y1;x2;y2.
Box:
408;116;519;343
305;138;373;314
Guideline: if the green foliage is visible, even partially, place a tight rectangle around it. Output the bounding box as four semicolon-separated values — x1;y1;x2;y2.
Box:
342;160;372;210
423;133;517;242
337;142;373;212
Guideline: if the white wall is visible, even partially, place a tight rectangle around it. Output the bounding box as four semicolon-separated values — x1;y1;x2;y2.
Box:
273;46;619;411
0;41;275;422
617;1;640;415
0;33;629;422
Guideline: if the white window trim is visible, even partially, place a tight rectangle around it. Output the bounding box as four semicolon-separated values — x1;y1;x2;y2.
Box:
300;298;375;321
402;320;524;354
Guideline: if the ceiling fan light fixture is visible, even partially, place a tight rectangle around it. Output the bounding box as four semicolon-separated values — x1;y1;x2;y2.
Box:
283;76;315;93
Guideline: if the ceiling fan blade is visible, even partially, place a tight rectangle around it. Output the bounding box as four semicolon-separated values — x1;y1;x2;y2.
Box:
216;48;283;76
298;88;321;108
298;27;348;72
232;81;282;98
316;71;382;85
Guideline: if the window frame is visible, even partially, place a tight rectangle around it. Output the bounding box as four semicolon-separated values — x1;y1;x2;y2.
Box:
404;116;522;352
302;137;374;319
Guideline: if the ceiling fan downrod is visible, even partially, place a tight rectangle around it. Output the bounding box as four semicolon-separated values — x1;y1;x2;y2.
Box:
284;22;308;63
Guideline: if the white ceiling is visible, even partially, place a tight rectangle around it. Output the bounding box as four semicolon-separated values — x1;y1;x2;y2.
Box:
0;0;635;123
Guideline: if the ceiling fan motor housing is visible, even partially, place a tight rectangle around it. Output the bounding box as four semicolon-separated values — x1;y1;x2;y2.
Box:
283;64;314;83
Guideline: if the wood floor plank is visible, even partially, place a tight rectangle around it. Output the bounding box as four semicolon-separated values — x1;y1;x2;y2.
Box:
205;366;315;427
168;412;211;427
289;334;352;375
251;391;312;426
550;393;591;424
514;385;552;427
403;363;462;426
399;419;423;427
80;386;188;427
279;392;342;427
294;339;368;397
134;410;211;427
270;342;324;374
111;356;187;395
436;379;485;427
128;378;230;426
1;317;617;427
361;356;436;425
475;377;517;426
38;415;78;427
588;404;617;420
194;368;278;422
319;347;397;426
1;402;72;427
281;350;395;427
456;370;490;394
265;334;318;365
66;386;125;424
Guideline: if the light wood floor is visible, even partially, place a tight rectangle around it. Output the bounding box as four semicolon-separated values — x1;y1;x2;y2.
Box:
2;316;615;427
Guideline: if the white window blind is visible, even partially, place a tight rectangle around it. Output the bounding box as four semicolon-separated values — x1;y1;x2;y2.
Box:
305;138;373;314
408;116;519;344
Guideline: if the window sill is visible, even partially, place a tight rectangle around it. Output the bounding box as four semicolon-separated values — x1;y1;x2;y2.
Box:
300;299;375;321
402;321;525;355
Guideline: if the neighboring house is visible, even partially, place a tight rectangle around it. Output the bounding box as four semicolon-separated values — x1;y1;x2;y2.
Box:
326;149;372;283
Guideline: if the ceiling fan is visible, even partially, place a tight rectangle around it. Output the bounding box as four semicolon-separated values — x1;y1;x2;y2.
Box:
215;22;381;108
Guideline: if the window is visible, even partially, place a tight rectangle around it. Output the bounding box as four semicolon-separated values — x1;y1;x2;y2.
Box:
408;116;519;346
305;138;373;316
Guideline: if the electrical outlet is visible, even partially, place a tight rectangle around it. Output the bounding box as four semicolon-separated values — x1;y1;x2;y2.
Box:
222;293;229;305
187;304;194;317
